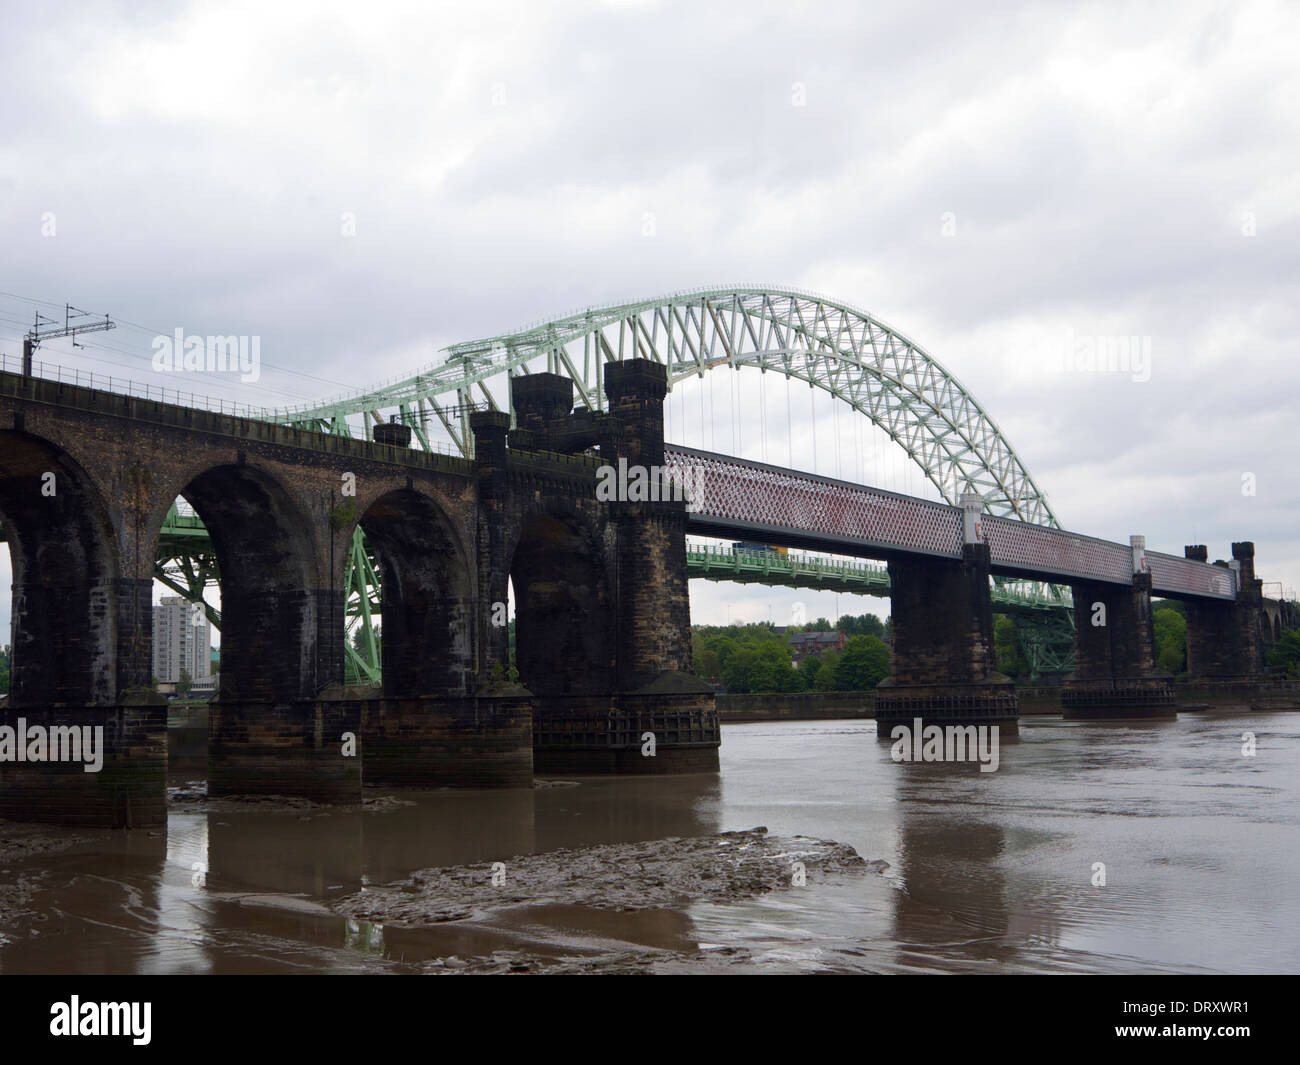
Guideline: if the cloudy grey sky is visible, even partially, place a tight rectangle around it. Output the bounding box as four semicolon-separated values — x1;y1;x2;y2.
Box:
2;0;1298;635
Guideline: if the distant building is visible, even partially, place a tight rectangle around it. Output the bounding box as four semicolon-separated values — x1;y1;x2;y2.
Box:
152;596;213;688
788;630;846;664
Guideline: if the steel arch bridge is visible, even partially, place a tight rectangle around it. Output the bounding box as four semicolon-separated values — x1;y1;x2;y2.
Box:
276;286;1057;524
155;286;1077;681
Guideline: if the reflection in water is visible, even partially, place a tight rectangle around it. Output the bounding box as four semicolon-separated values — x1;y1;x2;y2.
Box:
1;710;1298;973
892;782;1012;970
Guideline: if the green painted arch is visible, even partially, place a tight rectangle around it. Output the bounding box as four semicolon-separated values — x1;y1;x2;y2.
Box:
272;286;1059;528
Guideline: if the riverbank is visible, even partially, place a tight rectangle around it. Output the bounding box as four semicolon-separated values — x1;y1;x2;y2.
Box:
717;680;1300;721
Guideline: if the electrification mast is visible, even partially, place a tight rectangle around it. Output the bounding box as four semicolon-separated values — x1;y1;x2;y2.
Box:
22;304;116;375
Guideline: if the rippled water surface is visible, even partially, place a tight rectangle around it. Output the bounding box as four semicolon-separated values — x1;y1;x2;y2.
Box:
2;710;1298;973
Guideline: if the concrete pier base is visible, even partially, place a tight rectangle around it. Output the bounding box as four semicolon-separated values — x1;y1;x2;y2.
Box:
360;691;534;788
0;691;167;828
532;677;719;775
1060;678;1177;719
1175;678;1300;713
208;697;361;802
874;680;1020;738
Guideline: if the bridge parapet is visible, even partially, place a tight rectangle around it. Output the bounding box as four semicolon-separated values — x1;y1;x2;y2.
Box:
0;370;472;475
666;445;1241;601
665;445;963;557
1147;550;1237;599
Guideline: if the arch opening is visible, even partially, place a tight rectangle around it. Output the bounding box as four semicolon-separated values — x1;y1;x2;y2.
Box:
0;432;120;706
358;489;472;698
509;513;613;697
178;465;317;703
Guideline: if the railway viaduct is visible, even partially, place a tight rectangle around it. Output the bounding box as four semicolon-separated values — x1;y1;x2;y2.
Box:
0;361;716;827
0;356;1283;828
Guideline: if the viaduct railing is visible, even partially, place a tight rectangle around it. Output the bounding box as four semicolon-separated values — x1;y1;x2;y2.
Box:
668;446;1237;601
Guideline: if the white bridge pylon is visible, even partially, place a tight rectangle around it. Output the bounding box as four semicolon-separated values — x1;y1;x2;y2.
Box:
271;285;1059;529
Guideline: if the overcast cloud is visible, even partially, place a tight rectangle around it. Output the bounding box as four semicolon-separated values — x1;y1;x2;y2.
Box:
2;0;1297;634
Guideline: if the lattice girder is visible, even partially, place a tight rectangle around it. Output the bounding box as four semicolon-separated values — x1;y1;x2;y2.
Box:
667;446;1237;600
269;286;1058;526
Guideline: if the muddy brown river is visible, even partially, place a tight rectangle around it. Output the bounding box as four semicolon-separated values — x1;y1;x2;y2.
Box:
1;712;1297;974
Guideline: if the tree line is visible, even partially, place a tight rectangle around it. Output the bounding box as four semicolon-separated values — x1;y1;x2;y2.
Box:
692;614;891;693
690;599;1296;692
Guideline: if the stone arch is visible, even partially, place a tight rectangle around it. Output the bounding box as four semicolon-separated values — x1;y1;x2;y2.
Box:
178;464;320;702
0;430;121;705
508;505;615;697
357;488;475;697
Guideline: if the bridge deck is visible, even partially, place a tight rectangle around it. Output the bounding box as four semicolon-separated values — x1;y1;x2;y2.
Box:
667;445;1236;601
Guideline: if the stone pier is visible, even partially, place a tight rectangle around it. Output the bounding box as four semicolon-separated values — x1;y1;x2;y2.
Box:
1061;537;1175;719
1183;542;1266;681
360;692;534;788
0;693;167;828
208;697;362;802
875;493;1019;737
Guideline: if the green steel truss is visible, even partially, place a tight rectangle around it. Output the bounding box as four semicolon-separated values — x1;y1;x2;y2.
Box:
146;286;1078;681
273;286;1058;526
155;503;222;630
686;544;1070;612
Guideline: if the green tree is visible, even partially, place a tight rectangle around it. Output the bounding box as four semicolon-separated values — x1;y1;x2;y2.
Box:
813;649;840;690
721;648;758;692
693;622;833;691
993;615;1019;677
834;635;891;690
351;624;382;661
707;635;740;670
758;641;803;692
838;613;885;639
1266;630;1300;679
178;668;193;697
695;647;722;684
1153;608;1187;675
801;654;823;688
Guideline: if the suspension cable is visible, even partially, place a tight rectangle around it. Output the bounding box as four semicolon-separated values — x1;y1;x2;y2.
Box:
785;371;793;467
834;395;841;479
699;374;705;448
732;365;739;455
710;369;716;452
810;386;817;474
